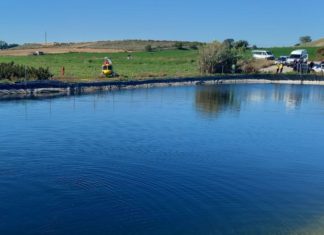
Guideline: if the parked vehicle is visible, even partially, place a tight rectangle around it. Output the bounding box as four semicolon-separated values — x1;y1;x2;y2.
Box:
312;63;324;73
101;57;118;78
33;51;45;56
252;50;275;60
286;49;308;65
275;56;288;65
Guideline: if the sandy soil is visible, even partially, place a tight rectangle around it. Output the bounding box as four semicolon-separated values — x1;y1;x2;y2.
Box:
260;64;294;73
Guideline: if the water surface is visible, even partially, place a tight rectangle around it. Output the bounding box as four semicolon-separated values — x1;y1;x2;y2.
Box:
1;84;324;234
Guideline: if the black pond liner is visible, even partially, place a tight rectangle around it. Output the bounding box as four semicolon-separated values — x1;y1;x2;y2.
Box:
1;74;324;101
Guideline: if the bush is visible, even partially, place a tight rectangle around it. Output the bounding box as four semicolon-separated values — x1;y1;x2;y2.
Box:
174;42;184;50
238;59;258;74
145;44;153;52
238;59;273;74
189;42;199;50
198;42;238;74
317;47;324;60
0;62;53;81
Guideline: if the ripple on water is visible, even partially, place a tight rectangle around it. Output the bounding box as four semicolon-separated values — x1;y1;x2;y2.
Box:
2;84;324;234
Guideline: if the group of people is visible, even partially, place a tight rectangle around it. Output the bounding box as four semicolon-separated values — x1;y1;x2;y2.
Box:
276;60;314;74
292;60;310;73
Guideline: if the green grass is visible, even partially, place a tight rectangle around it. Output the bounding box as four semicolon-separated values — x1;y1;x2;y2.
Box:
0;46;321;83
0;50;200;81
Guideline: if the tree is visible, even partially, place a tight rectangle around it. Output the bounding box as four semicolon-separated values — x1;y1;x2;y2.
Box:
0;41;8;49
233;40;249;50
299;36;312;44
223;39;235;48
198;42;238;74
0;40;19;50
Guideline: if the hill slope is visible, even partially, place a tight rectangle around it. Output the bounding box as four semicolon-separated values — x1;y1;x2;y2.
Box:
306;38;324;47
0;40;200;56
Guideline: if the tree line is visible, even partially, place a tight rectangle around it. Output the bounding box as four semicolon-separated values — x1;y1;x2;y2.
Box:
0;40;19;50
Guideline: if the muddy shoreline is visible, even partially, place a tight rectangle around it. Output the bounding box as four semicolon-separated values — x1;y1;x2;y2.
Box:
1;74;324;100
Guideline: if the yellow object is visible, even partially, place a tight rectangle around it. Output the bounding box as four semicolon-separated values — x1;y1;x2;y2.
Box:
102;64;113;77
279;64;284;69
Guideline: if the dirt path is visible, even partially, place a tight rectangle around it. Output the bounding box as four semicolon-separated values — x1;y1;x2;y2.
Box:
260;65;293;73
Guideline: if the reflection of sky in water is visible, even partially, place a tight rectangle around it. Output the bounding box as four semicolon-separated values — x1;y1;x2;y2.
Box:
1;84;324;234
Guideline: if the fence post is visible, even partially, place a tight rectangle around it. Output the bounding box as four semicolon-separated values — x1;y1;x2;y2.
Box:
24;65;27;85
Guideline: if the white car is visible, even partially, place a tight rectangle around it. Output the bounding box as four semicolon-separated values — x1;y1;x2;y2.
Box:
275;56;288;65
286;49;308;65
312;63;324;73
252;50;275;60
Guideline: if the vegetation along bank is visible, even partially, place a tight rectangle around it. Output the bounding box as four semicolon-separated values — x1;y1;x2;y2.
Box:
0;39;323;99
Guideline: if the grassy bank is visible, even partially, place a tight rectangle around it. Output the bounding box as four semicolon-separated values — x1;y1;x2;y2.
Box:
0;50;199;81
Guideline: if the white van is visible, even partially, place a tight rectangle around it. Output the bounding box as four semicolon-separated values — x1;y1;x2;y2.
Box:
286;49;308;65
252;50;275;60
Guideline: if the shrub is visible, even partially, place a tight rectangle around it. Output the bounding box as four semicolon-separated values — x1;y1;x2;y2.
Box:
145;44;153;52
198;42;238;74
0;62;53;81
189;42;204;50
238;59;258;74
238;59;273;74
316;47;324;60
189;42;199;50
174;42;184;50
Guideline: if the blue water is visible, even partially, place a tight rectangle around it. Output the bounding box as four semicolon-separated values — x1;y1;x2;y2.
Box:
1;84;324;235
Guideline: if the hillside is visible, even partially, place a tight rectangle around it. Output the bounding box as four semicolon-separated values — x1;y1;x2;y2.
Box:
0;40;200;56
305;38;324;47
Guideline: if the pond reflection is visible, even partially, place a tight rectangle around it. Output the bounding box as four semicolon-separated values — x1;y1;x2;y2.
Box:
195;86;240;116
195;84;324;116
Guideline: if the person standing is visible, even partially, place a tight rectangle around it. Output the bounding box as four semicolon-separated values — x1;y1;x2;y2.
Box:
293;60;298;71
276;63;280;74
231;64;236;74
279;63;284;73
61;66;65;77
309;61;314;72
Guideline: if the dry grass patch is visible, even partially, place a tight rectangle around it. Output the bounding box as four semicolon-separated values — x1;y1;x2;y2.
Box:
239;59;274;73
